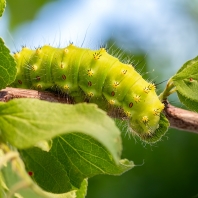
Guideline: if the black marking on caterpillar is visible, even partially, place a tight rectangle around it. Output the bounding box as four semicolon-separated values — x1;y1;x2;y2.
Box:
18;80;22;84
129;102;133;108
62;74;66;80
11;44;165;142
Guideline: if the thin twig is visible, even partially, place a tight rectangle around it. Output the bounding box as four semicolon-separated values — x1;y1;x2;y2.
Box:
1;87;198;133
7;180;31;198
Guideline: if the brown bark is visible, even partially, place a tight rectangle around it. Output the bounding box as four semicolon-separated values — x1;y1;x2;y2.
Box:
163;101;198;133
0;87;73;104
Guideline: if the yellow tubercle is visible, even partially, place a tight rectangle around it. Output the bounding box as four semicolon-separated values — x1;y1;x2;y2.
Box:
142;116;149;124
121;69;127;75
87;92;94;97
87;69;94;77
134;95;141;103
99;48;106;53
31;65;38;71
68;43;74;47
113;81;119;88
14;52;20;59
64;85;69;90
37;84;42;89
109;99;115;105
153;109;160;116
36;48;41;54
161;103;165;110
143;87;150;94
93;52;102;60
148;83;156;90
125;111;131;117
22;46;29;50
64;48;69;54
146;129;152;135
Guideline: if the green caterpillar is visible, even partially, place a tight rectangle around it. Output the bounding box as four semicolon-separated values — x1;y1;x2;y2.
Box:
11;44;165;142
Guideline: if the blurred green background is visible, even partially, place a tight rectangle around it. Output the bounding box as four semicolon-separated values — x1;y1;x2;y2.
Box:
1;0;198;197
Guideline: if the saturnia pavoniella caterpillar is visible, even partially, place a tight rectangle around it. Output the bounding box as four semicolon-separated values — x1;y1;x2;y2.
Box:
10;44;165;142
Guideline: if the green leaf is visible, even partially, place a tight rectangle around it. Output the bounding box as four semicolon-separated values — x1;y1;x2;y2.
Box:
20;133;133;194
177;92;198;111
2;162;43;197
2;160;77;198
50;133;133;187
20;147;72;194
175;55;198;73
0;38;16;89
0;98;122;163
31;178;87;198
40;190;77;198
0;0;6;17
75;179;88;198
172;56;198;111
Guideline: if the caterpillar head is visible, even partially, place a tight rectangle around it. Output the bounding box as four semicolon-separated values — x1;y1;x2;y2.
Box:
128;95;165;143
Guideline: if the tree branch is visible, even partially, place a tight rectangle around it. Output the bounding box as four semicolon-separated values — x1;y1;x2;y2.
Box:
0;87;73;104
163;101;198;133
1;87;198;134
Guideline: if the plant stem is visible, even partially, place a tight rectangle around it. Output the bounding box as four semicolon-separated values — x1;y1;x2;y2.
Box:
158;78;175;101
0;151;19;169
7;180;31;198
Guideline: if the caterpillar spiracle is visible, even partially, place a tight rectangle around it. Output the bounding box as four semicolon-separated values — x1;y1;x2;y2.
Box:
10;44;165;142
